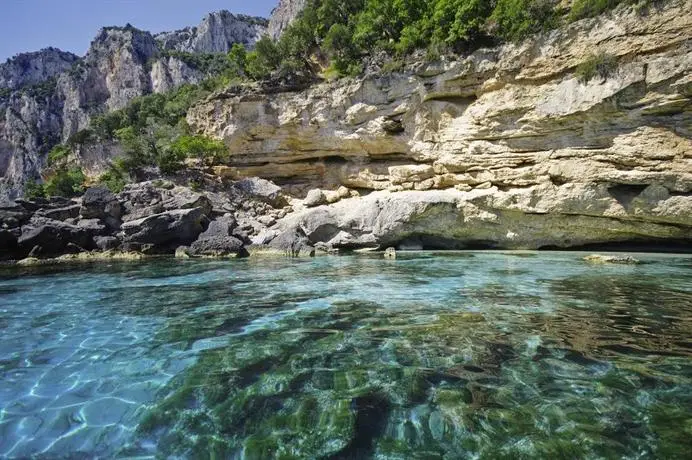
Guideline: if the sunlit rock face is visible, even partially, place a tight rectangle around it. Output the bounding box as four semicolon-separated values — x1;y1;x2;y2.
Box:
268;0;307;39
0;48;79;90
189;0;692;250
155;11;267;53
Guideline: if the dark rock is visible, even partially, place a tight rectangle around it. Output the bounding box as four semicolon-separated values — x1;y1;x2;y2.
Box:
18;218;93;257
28;245;42;258
382;118;405;134
77;219;108;236
269;228;315;257
65;243;87;254
81;187;122;220
199;215;237;239
36;204;81;221
190;236;248;257
232;227;251;244
120;242;156;254
161;188;213;216
0;203;32;229
94;236;120;251
122;204;164;223
0;230;18;259
235;177;285;208
121;208;206;250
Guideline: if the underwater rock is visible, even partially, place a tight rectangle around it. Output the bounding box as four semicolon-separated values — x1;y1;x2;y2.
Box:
583;254;641;265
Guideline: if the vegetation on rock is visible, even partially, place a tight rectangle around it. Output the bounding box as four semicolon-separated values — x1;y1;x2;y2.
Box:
245;0;654;79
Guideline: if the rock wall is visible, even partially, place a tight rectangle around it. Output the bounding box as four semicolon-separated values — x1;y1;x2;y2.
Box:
156;11;267;53
188;0;692;250
268;0;306;40
0;48;79;90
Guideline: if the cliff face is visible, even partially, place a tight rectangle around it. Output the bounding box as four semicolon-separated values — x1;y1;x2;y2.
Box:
268;0;306;40
0;14;267;199
0;48;79;90
188;0;692;250
156;11;267;53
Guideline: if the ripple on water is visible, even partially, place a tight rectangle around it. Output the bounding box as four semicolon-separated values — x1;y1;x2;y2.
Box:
0;252;690;458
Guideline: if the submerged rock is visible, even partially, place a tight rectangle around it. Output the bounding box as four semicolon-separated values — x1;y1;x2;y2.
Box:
583;254;642;265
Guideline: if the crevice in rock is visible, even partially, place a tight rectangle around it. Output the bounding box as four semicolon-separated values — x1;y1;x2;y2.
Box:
607;184;649;208
540;238;692;254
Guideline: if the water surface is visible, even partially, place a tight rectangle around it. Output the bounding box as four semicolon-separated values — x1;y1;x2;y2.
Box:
0;252;690;458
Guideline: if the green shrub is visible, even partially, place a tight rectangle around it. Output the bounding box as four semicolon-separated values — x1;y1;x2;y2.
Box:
246;37;281;80
98;169;128;193
170;135;226;166
576;52;618;81
569;0;620;20
47;145;71;166
24;179;46;199
491;0;558;41
43;167;85;198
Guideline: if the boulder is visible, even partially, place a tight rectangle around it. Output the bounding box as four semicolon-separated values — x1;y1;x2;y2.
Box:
161;187;213;216
199;215;237;239
268;228;315;257
18;218;93;257
0;230;18;259
189;236;248;257
384;247;397;259
121;208;206;250
94;236;120;251
36;204;81;222
0;203;33;229
304;189;326;207
235;177;285;207
80;187;122;220
77;219;108;236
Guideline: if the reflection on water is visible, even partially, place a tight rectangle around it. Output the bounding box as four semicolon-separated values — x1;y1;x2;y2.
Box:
0;252;690;458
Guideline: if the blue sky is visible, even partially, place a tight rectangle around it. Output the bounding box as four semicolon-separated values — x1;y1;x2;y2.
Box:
0;0;277;62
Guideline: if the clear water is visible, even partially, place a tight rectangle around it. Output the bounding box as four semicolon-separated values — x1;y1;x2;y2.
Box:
0;252;690;459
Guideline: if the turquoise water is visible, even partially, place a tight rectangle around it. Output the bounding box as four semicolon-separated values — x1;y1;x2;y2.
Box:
0;252;690;458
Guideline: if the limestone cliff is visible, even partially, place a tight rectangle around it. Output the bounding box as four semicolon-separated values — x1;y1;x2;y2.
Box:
0;48;79;91
187;0;692;250
156;11;267;53
0;14;266;199
268;0;306;40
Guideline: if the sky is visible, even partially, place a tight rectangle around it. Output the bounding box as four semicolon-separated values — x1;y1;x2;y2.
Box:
0;0;277;62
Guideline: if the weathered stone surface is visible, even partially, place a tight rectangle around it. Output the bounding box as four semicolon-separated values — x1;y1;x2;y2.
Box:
189;236;247;257
273;187;692;250
266;228;315;257
18;218;92;257
268;0;306;40
0;229;18;259
187;1;691;250
80;187;122;220
120;208;206;250
304;189;326;207
94;236;120;251
234;177;285;207
155;11;266;53
0;48;79;91
199;215;237;239
35;204;81;222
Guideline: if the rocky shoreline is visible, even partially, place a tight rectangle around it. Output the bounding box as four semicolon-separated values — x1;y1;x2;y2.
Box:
1;175;690;266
